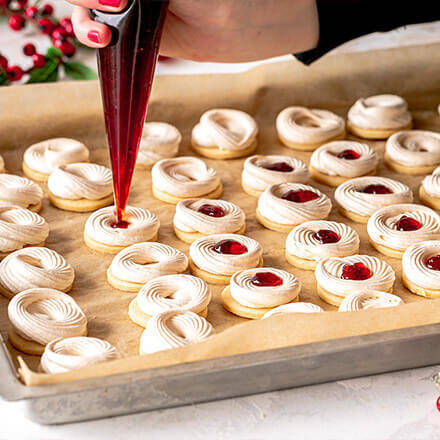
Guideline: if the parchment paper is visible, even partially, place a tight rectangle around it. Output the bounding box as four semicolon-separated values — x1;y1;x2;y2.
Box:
1;43;440;386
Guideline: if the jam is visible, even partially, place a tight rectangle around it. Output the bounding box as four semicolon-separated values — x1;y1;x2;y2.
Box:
395;215;422;231
262;162;294;172
110;219;130;229
213;239;247;255
425;255;440;271
312;229;340;244
251;271;283;287
337;149;360;160
282;189;319;203
198;204;225;218
341;262;372;280
361;184;393;195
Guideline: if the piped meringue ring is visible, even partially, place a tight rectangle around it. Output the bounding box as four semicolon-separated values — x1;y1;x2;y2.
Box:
84;206;160;254
420;166;440;210
262;302;323;319
128;274;211;327
107;242;188;292
367;204;440;258
241;154;309;197
173;198;246;244
338;291;403;312
0;174;44;212
191;108;258;159
276;106;345;151
0;247;74;299
152;157;222;204
221;267;301;319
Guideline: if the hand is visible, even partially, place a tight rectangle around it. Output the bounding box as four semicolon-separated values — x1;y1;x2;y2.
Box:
71;0;319;62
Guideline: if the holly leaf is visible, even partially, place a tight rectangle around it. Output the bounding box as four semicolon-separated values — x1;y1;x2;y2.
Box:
27;60;59;84
0;70;9;87
46;47;63;61
63;61;96;80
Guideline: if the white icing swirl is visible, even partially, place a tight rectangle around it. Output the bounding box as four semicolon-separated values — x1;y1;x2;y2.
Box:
262;302;323;318
190;233;262;276
192;109;258;151
230;268;300;308
109;242;188;285
367;204;440;251
310;141;377;177
335;176;413;217
386;130;440;167
0;174;43;209
242;155;309;192
348;94;412;129
24;138;89;174
276;106;345;145
137;122;182;167
338;290;403;312
41;336;119;374
258;183;332;226
48;163;112;200
173;198;245;234
84;206;159;247
152;157;221;198
0;205;49;252
8;288;87;345
140;310;214;354
286;220;359;261
315;255;395;298
0;247;74;296
422;166;440;197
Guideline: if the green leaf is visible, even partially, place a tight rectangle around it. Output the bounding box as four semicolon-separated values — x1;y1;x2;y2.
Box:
46;47;63;61
63;61;96;80
0;70;9;87
26;60;59;84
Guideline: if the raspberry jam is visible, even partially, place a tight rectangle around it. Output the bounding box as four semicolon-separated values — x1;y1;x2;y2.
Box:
361;184;393;195
312;229;340;244
197;204;225;218
395;215;422;231
341;262;372;280
425;255;440;271
213;239;247;255
337;149;360;160
110;219;130;229
262;162;294;172
282;189;319;203
251;271;283;287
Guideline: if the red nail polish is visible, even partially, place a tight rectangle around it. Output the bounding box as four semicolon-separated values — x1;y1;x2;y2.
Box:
98;0;120;6
88;30;100;44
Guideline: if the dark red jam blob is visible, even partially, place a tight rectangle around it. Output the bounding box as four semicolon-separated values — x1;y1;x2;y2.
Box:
341;262;372;280
426;255;440;271
337;149;360;160
361;184;393;195
213;239;247;255
312;229;340;244
197;204;225;218
282;189;319;203
251;271;283;287
262;161;294;173
110;219;130;229
395;215;422;231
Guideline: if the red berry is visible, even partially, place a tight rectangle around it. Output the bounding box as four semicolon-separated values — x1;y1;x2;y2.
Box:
41;3;53;16
38;18;55;35
395;215;421;232
25;6;38;18
426;255;440;271
337;149;360;160
251;272;283;287
32;53;46;68
312;229;340;244
197;204;225;218
6;65;24;82
51;26;68;41
54;39;76;57
23;43;36;56
0;55;8;71
282;189;319;203
213;239;247;255
437;396;440;411
9;14;26;31
17;0;27;8
262;162;294;172
0;0;11;6
361;184;393;195
341;262;372;281
59;17;73;36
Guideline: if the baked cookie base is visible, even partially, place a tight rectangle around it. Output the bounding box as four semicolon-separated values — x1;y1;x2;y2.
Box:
152;182;223;205
419;185;440;210
84;232;158;255
106;267;150;293
347;120;412;140
337;206;370;224
384;152;437;175
191;139;257;160
8;328;47;355
285;251;320;270
402;273;440;298
369;239;404;259
317;283;393;306
48;191;114;212
22;161;50;182
28;201;42;213
256;208;325;233
241;181;265;198
310;165;376;188
174;223;246;244
277;132;345;152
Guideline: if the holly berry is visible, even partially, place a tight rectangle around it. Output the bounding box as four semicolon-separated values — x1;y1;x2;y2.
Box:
437;396;440;412
51;26;68;41
17;0;28;8
0;0;11;7
38;18;55;35
54;39;76;57
32;53;46;68
0;55;8;71
59;17;73;36
25;6;38;19
9;14;26;31
6;65;24;82
23;43;36;56
41;3;54;16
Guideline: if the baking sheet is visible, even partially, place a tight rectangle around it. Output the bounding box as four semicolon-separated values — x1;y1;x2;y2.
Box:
1;42;440;386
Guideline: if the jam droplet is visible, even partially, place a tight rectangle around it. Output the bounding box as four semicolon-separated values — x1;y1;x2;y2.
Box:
110;219;130;229
213;239;247;255
361;184;393;195
395;215;422;231
337;149;360;160
262;161;294;173
282;189;319;203
197;204;225;218
341;262;372;280
251;271;283;287
425;255;440;271
312;229;340;244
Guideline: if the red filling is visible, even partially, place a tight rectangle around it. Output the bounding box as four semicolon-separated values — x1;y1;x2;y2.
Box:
361;184;393;195
110;219;130;229
337;149;360;160
395;215;422;231
282;189;319;203
341;262;372;280
197;204;225;218
262;161;294;173
312;229;340;244
213;239;247;255
425;255;440;271
251;271;283;287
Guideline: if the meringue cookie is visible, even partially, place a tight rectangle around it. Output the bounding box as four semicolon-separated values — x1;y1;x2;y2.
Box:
420;166;440;210
0;174;43;211
262;302;323;318
241;154;309;196
41;336;119;374
139;310;214;355
137;122;182;168
0;154;5;173
0;247;74;298
338;291;403;312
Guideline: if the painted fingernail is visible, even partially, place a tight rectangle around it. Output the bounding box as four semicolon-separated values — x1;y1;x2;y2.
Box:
98;0;120;6
88;30;100;44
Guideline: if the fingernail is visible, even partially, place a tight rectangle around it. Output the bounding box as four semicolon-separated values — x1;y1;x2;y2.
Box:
98;0;120;6
88;30;100;44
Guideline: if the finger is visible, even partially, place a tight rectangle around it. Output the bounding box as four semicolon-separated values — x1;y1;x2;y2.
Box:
72;6;112;48
66;0;128;13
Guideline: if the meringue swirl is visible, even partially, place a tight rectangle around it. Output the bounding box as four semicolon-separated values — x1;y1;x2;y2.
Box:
8;288;87;346
0;174;43;209
286;220;359;261
258;183;332;226
152;157;221;198
192;109;258;151
262;302;323;318
48;163;113;200
338;290;403;312
422;166;440;197
335;176;413;217
190;234;262;276
348;94;412;129
140;310;214;355
0;247;74;296
41;336;119;374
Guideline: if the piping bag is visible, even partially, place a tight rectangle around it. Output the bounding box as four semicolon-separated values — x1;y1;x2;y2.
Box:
91;0;168;227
